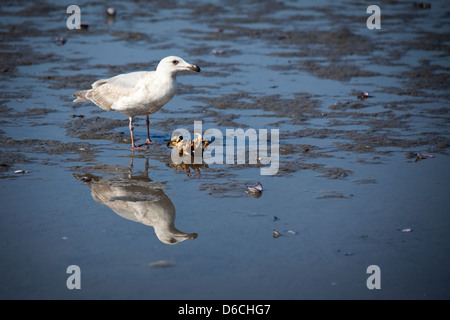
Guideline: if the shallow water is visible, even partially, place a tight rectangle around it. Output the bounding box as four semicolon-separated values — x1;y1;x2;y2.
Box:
1;0;449;299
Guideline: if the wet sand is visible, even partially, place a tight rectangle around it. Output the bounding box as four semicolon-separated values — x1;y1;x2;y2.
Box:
1;0;449;299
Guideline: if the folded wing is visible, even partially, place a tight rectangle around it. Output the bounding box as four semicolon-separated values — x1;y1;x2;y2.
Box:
74;71;149;111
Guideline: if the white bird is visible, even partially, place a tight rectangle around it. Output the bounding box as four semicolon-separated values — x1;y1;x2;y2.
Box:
73;56;201;151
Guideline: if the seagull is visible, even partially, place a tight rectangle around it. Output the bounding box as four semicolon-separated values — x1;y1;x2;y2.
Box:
73;56;201;151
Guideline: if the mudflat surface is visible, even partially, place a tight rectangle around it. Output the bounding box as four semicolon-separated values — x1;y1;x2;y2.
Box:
0;0;449;299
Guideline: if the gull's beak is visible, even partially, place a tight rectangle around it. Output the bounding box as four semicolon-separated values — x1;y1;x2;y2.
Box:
187;64;201;72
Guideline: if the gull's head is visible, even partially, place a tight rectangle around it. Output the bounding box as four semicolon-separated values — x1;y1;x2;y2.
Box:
156;56;201;75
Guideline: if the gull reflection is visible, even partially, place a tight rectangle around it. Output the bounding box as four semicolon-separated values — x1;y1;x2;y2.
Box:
73;157;198;245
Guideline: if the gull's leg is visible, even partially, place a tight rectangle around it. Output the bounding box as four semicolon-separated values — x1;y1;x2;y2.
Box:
129;116;147;151
145;115;155;145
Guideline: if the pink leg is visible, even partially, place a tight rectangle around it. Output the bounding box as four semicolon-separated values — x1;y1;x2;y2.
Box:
129;117;148;151
145;115;157;145
145;115;153;144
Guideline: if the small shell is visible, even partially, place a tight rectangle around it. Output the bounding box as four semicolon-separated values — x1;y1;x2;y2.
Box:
273;230;281;238
14;170;27;174
416;153;434;159
344;252;354;256
401;228;412;233
149;260;175;268
246;182;263;193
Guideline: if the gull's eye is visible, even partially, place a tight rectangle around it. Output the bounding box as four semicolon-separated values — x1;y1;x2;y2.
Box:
172;60;179;65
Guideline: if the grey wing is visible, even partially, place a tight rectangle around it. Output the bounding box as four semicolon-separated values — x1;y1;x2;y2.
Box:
86;71;148;111
91;79;109;88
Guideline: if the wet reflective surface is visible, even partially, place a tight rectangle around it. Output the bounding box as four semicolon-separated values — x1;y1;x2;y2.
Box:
1;0;449;299
73;157;198;245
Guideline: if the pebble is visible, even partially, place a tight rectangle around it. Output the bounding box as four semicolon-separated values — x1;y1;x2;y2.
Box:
357;91;373;100
106;7;116;16
80;176;92;183
212;49;225;55
413;2;431;9
55;36;67;46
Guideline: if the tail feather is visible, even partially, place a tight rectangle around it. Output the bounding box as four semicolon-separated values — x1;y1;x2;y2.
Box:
73;90;89;102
